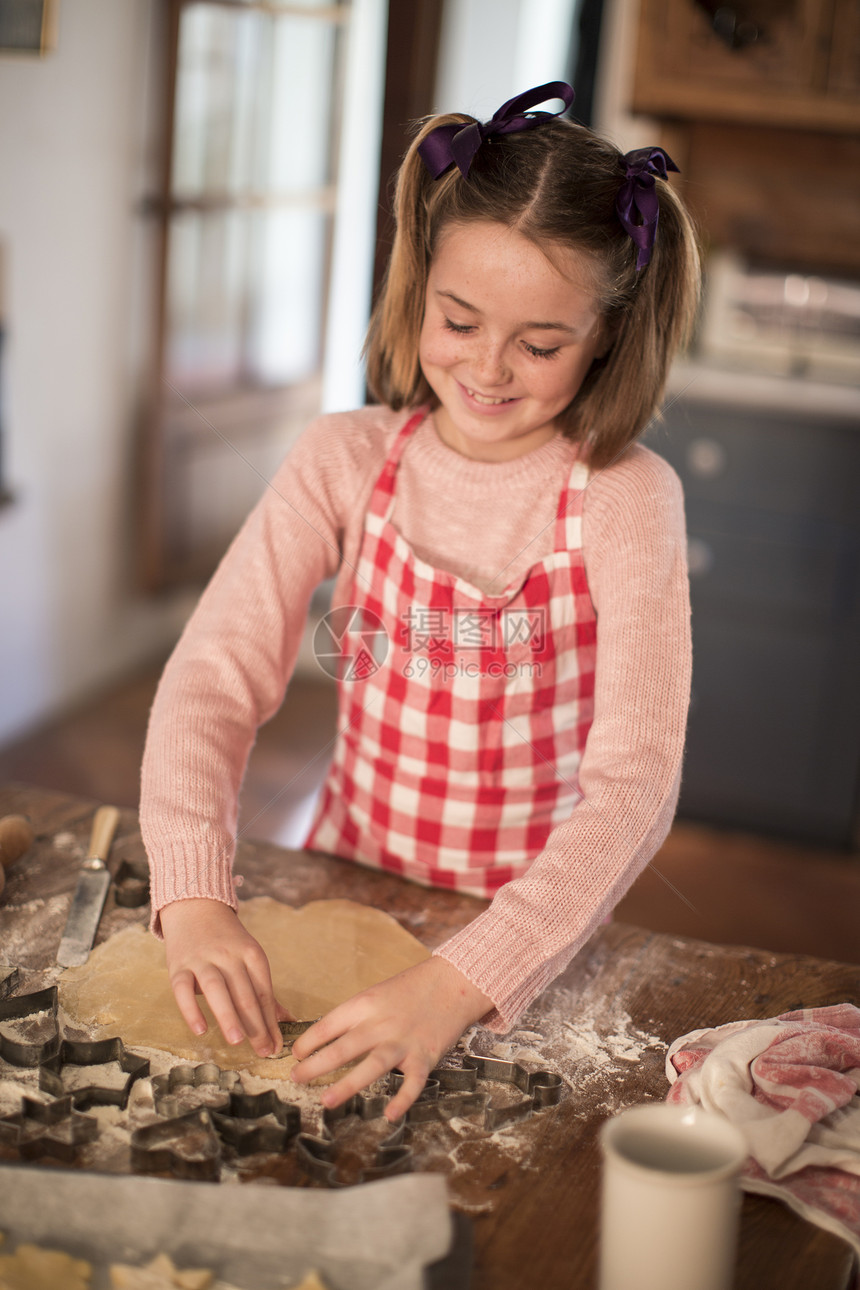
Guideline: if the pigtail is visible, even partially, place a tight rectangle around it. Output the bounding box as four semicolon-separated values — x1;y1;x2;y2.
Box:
365;114;474;409
568;174;702;468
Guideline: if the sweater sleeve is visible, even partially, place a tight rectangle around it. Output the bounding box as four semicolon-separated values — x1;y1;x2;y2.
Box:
433;444;692;1029
139;411;384;932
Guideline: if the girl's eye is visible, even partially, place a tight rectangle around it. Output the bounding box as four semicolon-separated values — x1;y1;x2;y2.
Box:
442;317;474;335
441;317;559;359
523;341;560;360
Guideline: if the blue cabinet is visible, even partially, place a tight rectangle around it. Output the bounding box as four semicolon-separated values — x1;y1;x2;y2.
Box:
645;397;860;846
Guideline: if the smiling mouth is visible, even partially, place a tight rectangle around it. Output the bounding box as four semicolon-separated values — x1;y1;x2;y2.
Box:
465;386;516;406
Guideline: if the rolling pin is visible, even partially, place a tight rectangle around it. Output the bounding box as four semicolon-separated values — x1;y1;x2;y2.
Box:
0;814;35;899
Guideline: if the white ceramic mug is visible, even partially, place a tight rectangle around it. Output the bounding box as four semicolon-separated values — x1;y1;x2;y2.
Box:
598;1103;748;1290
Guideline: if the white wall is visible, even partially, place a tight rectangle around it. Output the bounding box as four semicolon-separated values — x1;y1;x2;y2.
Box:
434;0;580;117
0;0;194;744
322;0;387;414
433;0;659;147
0;0;389;745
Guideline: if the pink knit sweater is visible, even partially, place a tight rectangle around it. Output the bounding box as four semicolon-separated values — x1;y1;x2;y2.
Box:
140;406;691;1030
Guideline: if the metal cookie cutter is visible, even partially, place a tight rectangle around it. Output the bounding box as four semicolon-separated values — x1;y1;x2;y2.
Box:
401;1055;564;1131
0;965;20;998
0;1093;99;1164
112;857;151;908
130;1107;222;1182
151;1060;301;1155
278;1018;318;1045
212;1088;302;1155
0;985;60;1067
259;1019;319;1070
151;1062;241;1118
296;1091;411;1188
39;1036;150;1110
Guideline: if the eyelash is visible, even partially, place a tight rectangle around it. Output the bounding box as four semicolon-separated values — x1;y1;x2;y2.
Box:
442;318;560;361
524;341;560;361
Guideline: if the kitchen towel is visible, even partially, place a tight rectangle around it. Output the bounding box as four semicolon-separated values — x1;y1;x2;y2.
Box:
665;1002;860;1281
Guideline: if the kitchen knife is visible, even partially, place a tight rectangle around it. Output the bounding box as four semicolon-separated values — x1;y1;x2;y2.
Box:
56;805;120;967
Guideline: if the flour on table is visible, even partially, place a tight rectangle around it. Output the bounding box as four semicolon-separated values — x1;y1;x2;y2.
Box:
0;894;66;962
51;832;83;853
467;991;666;1096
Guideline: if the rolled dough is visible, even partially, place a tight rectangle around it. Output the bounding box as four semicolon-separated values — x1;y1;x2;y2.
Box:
58;898;429;1080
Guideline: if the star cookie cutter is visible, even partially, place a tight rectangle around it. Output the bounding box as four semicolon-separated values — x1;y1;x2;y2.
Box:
295;1091;411;1188
150;1062;301;1155
0;1093;99;1164
39;1036;150;1110
151;1062;241;1118
401;1055;564;1131
212;1088;302;1155
0;985;60;1067
130;1107;222;1182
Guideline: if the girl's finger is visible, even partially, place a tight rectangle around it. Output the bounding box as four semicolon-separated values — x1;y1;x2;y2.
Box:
384;1069;428;1121
244;959;286;1055
318;1050;399;1110
290;1028;372;1085
192;968;250;1047
290;1007;354;1063
170;969;210;1037
224;975;281;1057
259;996;286;1053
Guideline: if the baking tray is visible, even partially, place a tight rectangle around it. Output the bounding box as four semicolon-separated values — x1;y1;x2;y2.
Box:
0;1164;472;1290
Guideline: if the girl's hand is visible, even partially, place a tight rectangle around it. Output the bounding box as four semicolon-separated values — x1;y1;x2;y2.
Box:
289;956;493;1119
160;898;291;1058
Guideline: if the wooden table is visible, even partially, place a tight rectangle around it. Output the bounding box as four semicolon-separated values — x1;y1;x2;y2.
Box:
1;783;858;1290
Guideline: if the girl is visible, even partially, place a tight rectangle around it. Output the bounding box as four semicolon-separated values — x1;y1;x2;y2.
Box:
141;83;700;1120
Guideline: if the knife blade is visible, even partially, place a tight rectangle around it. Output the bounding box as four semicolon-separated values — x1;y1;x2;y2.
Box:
56;805;120;967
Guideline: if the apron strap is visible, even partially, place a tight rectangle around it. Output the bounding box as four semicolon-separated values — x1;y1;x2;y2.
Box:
553;458;590;552
366;408;430;520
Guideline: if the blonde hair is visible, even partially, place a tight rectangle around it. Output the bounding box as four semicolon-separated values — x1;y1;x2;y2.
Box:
365;113;701;467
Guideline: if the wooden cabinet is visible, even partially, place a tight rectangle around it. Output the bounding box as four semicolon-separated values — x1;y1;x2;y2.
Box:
633;0;860;132
645;397;860;846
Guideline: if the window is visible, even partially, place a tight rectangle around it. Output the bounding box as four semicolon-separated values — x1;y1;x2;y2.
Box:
141;0;352;588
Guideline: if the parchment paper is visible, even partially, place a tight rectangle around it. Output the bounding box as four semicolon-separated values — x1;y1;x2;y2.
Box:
0;1166;455;1290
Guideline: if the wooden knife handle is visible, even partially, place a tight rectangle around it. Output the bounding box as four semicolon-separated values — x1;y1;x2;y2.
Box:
88;806;120;863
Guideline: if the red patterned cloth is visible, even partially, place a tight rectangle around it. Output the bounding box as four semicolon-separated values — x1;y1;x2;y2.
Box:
667;1003;860;1279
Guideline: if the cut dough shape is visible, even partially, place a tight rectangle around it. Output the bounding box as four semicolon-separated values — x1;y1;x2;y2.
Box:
59;898;430;1079
110;1252;213;1288
0;1242;92;1289
290;1274;329;1290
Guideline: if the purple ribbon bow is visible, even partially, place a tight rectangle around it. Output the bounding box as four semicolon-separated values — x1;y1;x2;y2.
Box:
615;146;679;271
418;81;575;180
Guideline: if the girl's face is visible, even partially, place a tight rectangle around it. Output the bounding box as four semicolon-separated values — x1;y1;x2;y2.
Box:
419;220;606;462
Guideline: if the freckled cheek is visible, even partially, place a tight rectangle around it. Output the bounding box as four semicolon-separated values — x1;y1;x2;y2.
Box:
418;327;463;377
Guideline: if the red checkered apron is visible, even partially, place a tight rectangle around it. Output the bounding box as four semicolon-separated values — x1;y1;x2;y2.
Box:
304;409;597;897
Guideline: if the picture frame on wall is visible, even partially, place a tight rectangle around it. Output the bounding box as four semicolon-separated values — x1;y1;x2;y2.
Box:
0;0;58;56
